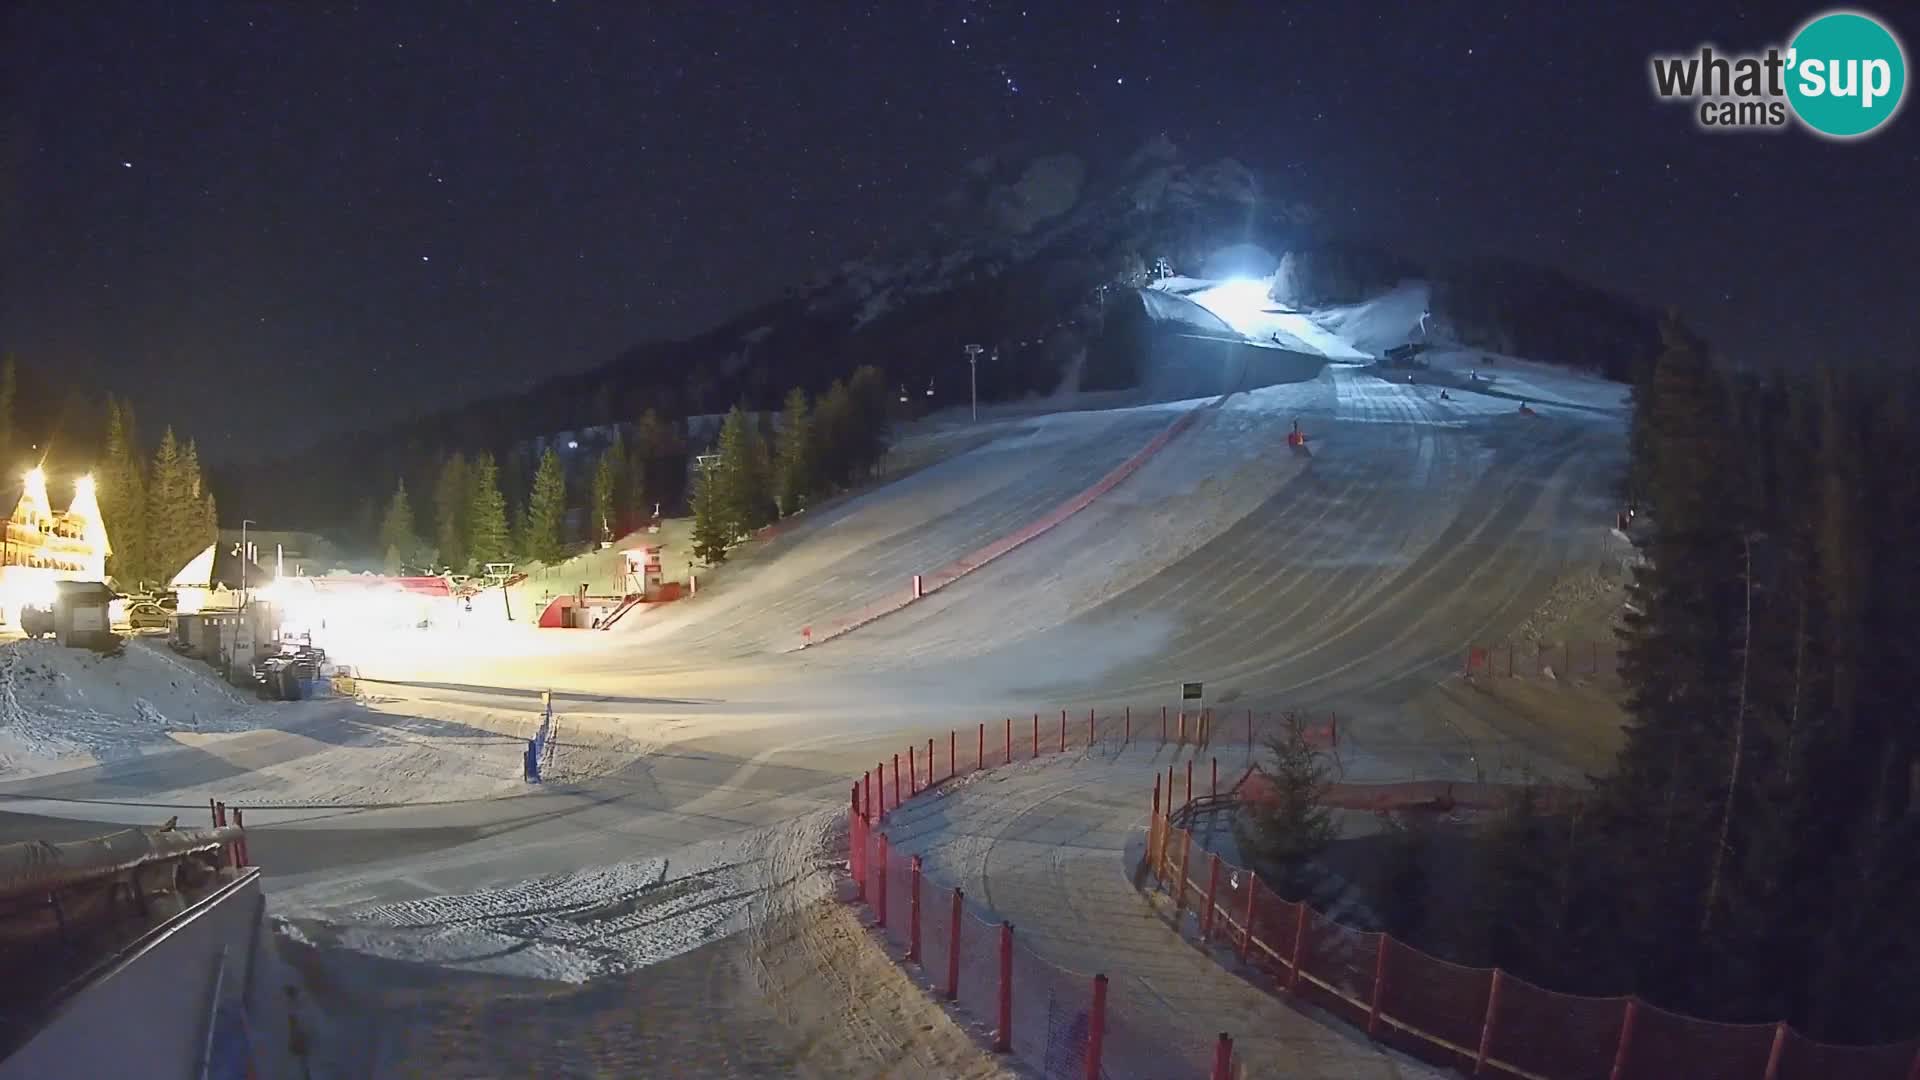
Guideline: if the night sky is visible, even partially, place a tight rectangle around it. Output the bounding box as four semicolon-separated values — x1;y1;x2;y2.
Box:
3;2;1914;454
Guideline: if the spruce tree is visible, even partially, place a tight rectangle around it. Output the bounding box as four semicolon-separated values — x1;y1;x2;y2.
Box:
591;434;626;543
379;478;420;573
632;408;670;514
689;461;730;564
0;355;15;472
814;379;853;488
774;387;815;516
434;453;470;572
1233;713;1336;899
100;397;147;585
465;453;511;568
523;447;568;564
145;428;191;583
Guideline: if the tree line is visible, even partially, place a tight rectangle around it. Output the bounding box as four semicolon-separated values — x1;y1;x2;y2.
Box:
371;369;890;575
690;367;890;564
95;397;220;589
1468;319;1920;1043
1236;321;1919;1046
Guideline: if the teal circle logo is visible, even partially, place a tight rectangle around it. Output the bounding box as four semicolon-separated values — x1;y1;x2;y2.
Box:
1786;11;1907;138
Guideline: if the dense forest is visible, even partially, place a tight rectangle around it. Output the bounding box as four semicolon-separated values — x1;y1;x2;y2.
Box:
1470;320;1919;1043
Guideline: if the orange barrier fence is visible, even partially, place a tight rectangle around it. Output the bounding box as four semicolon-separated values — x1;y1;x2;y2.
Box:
1145;795;1920;1080
1466;640;1619;678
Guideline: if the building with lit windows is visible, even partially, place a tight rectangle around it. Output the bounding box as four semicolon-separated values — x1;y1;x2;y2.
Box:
0;468;110;627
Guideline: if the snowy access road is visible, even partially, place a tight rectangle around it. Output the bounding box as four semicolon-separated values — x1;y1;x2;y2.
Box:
880;745;1443;1079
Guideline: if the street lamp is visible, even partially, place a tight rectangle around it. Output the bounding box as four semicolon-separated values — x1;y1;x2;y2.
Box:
964;344;985;422
239;519;256;606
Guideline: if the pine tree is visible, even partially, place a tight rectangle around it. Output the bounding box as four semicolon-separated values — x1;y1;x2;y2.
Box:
1232;713;1336;899
145;428;193;583
181;439;217;561
465;453;511;568
632;408;672;513
689;460;730;564
591;434;627;543
814;379;853;488
379;478;420;573
524;447;568;564
0;355;15;473
434;453;471;572
774;387;815;516
100;397;148;585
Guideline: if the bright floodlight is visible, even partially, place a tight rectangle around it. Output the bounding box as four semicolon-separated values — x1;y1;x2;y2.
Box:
75;474;94;496
23;467;44;487
1189;279;1275;335
567;440;579;450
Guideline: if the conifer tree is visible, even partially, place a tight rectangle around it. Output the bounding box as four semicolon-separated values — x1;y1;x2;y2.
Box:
465;452;511;568
145;428;193;583
689;461;729;564
523;447;568;564
1233;714;1336;899
100;397;148;585
434;453;470;573
774;387;815;516
591;434;627;543
379;478;421;573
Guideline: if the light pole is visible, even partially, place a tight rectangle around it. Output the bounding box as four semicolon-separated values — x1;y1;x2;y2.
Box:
239;519;255;606
964;344;984;422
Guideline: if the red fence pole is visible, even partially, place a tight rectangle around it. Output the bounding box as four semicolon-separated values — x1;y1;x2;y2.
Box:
1185;760;1193;807
1161;704;1167;742
1124;705;1131;744
215;800;227;827
1239;874;1258;964
1088;707;1095;748
233;808;247;867
949;731;956;780
1178;710;1186;744
909;745;917;796
1152;774;1161;819
1287;902;1309;994
978;722;984;772
876;836;889;929
208;797;217;828
1211;1033;1233;1080
928;737;934;786
1368;935;1390;1038
851;785;865;901
1202;853;1221;941
945;888;963;999
1474;969;1504;1076
1085;973;1108;1080
1211;756;1218;798
1762;1022;1788;1080
1032;713;1039;758
1005;717;1012;765
909;855;922;962
995;922;1014;1053
893;754;901;808
1608;999;1640;1080
1060;708;1067;753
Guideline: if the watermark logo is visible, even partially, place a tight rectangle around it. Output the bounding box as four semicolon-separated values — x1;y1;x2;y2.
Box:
1650;9;1906;138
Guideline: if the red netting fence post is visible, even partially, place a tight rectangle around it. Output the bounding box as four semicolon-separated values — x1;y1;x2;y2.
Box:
995;921;1014;1053
1763;1022;1788;1080
1178;710;1187;744
1032;713;1039;758
850;784;864;901
1288;901;1309;994
1211;756;1218;798
1239;872;1258;964
1212;1032;1233;1080
949;730;956;780
1124;705;1131;743
1005;717;1012;765
1060;708;1067;753
208;797;218;828
908;745;917;796
1085;973;1108;1080
945;888;962;1000
1475;968;1504;1075
869;766;878;817
977;722;984;772
1186;760;1193;806
1609;999;1640;1080
1202;853;1221;941
928;737;934;785
892;753;900;808
1161;704;1167;742
908;855;922;963
1368;935;1390;1038
1088;706;1095;748
875;835;889;929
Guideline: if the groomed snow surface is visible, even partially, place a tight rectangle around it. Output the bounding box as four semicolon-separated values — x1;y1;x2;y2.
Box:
0;284;1634;1076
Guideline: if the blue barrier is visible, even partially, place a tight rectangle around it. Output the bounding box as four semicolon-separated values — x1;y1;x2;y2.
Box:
524;691;554;784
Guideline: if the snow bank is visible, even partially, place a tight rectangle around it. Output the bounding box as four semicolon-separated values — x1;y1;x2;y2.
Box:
0;639;269;775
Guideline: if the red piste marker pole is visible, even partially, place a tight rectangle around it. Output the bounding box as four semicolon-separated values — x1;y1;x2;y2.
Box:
892;754;901;808
1161;705;1167;742
1124;705;1131;744
949;731;955;780
1211;756;1218;798
908;745;917;796
978;722;985;773
1088;707;1095;748
1005;717;1012;766
995;922;1014;1053
1031;713;1038;759
1085;973;1109;1080
1059;708;1066;753
946;888;963;1000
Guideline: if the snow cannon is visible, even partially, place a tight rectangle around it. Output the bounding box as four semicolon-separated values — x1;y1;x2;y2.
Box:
1287;420;1308;448
1518;401;1538;418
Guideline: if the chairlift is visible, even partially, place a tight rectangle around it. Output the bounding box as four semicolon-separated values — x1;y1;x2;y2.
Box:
925;377;935;397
